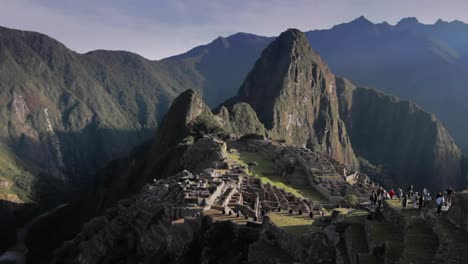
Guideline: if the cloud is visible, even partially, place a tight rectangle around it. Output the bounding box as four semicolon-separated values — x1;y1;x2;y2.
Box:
0;0;467;59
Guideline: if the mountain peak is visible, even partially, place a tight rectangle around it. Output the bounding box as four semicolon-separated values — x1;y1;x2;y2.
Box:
396;17;420;27
232;28;358;169
435;18;448;25
351;15;373;25
332;16;375;31
275;28;309;46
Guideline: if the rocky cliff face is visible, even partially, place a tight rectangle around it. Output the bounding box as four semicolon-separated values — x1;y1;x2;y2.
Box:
336;77;463;190
224;29;358;169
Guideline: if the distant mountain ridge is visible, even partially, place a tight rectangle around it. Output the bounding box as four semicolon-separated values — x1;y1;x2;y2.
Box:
164;16;468;151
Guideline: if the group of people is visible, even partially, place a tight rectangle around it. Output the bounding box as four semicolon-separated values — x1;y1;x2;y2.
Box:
399;185;434;210
369;184;455;215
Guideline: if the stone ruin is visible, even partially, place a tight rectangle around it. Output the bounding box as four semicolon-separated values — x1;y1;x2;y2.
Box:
229;138;379;204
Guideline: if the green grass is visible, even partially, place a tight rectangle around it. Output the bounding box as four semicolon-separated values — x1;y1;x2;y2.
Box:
0;144;33;202
268;212;319;235
229;150;327;203
342;209;369;225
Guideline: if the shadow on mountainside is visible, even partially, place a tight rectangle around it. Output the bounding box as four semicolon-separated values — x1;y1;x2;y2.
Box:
0;128;158;262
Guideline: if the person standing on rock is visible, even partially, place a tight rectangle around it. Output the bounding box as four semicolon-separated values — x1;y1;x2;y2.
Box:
446;187;454;205
412;192;418;208
436;192;444;215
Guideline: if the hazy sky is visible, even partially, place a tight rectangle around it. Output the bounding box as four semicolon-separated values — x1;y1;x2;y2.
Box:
1;0;467;60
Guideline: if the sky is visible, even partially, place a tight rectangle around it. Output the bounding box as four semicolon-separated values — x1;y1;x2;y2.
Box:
0;0;467;60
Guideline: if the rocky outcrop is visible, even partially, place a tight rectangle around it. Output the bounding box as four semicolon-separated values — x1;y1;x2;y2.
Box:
447;191;468;231
95;90;228;210
222;29;358;170
214;103;267;136
143;89;226;178
337;77;463;190
180;136;229;174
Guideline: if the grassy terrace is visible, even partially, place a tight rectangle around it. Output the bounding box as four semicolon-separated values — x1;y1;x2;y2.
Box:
229;150;327;203
385;199;421;217
267;212;320;235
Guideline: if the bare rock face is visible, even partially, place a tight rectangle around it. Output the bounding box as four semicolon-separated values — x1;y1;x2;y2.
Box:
225;29;358;170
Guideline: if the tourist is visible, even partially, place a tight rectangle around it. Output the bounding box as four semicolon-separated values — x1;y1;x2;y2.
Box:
384;190;390;200
369;193;375;207
402;195;408;208
423;187;428;197
436;192;445;215
418;195;423;209
412;192;418;208
408;185;414;197
309;211;314;218
389;189;395;199
377;192;383;210
398;188;403;201
446;186;454;205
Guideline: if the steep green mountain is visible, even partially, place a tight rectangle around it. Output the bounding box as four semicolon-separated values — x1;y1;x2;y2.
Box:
163;17;468;150
221;29;359;170
0;25;205;205
337;77;462;190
